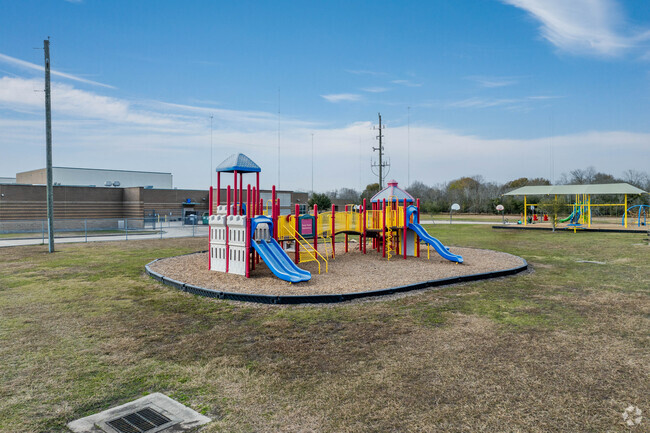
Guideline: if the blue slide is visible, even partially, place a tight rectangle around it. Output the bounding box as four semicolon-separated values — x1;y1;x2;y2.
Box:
252;238;311;283
408;221;464;263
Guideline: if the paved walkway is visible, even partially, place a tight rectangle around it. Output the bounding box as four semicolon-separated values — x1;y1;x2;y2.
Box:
1;220;514;248
0;224;209;248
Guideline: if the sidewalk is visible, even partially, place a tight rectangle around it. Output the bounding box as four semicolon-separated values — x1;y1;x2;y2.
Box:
0;224;209;248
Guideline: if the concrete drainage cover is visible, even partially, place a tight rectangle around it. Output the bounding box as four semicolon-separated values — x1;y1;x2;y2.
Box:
67;393;211;433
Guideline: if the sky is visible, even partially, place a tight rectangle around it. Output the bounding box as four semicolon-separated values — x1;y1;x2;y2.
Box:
0;0;649;192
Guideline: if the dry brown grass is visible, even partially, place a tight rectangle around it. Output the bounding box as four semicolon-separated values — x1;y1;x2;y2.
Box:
0;227;648;432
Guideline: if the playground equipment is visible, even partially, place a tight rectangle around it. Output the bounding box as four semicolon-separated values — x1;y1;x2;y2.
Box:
622;205;648;227
208;156;463;283
503;183;649;229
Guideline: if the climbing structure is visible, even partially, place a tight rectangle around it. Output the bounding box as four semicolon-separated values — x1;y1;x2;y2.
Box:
208;156;463;284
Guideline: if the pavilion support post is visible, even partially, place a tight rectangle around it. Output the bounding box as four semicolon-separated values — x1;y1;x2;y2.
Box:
524;195;527;226
624;194;628;228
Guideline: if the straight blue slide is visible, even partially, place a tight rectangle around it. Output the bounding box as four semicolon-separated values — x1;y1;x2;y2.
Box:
252;238;311;283
408;222;464;263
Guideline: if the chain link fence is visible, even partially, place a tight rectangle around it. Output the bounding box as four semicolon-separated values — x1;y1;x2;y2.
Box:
0;217;209;247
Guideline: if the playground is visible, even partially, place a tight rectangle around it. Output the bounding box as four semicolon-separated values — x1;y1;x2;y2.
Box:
142;154;529;302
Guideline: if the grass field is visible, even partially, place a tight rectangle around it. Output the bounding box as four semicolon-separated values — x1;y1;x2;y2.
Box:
0;225;648;432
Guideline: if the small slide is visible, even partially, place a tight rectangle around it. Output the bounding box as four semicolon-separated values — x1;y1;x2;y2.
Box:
559;209;578;223
252;238;311;283
408;221;464;263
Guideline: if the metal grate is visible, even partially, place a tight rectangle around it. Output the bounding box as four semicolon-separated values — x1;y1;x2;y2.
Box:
107;407;172;433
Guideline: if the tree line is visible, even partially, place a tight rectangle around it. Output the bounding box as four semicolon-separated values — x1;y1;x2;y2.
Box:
313;167;649;215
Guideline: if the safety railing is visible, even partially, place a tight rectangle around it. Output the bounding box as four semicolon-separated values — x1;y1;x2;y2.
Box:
279;222;328;274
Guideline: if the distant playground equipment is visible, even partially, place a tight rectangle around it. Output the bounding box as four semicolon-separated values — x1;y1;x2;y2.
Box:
207;154;462;283
503;183;649;230
622;204;648;227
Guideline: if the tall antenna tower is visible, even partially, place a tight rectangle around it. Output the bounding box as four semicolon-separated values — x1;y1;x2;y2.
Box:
371;112;390;188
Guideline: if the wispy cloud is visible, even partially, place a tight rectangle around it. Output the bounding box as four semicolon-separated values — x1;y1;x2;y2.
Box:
392;79;422;87
361;87;388;93
345;69;386;76
449;97;519;109
502;0;650;57
466;76;518;88
448;95;562;110
0;52;115;88
321;93;362;103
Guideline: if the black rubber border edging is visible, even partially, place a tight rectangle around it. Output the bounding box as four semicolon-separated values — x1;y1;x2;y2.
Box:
145;252;529;305
492;225;645;234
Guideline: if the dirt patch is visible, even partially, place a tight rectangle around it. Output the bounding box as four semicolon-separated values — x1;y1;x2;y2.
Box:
149;244;524;296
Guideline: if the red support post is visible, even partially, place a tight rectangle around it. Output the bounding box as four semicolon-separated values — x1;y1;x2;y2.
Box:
252;187;256;216
239;172;243;215
345;205;349;253
276;199;280;242
217;172;221;206
313;204;318;251
382;199;387;258
416;198;420;258
331;204;336;258
208;186;213;270
363;198;367;254
226;185;231;273
403;198;407;260
246;184;251;278
233;170;238;215
256;172;260;216
294;203;300;264
209;186;213;216
271;186;277;239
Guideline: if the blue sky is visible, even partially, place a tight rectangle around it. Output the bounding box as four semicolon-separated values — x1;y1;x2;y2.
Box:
0;0;649;191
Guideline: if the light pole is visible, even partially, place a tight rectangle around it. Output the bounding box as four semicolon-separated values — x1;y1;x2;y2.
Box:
210;114;213;187
311;133;314;195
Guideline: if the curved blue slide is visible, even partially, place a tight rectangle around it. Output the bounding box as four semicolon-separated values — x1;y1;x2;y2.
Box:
407;221;464;263
252;238;311;283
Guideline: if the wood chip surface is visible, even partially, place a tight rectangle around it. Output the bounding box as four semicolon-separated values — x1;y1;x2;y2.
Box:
149;244;525;296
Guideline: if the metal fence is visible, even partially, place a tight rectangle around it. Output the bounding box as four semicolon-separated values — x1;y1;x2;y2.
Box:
0;218;210;247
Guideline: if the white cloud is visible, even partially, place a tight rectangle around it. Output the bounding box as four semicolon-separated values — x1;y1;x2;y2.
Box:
0;52;115;88
448;95;562;110
466;76;518;88
0;77;646;191
502;0;650;57
361;87;389;93
320;93;362;103
345;69;386;76
392;79;422;87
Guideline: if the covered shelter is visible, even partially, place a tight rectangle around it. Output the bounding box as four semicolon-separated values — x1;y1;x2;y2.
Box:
503;183;648;227
213;153;261;216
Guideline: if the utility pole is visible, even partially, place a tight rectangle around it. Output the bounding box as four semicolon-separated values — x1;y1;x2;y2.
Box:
371;112;390;188
44;38;54;253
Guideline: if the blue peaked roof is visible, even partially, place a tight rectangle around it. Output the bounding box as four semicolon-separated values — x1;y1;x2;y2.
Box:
371;180;415;203
215;153;261;173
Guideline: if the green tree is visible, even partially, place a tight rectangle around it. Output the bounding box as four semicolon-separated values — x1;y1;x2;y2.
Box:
538;195;567;232
308;193;331;210
360;183;381;201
